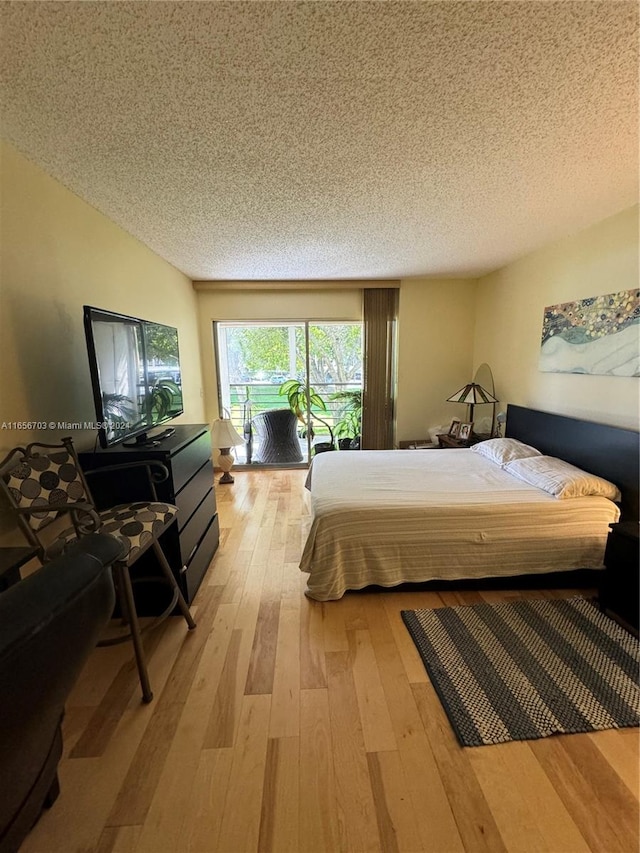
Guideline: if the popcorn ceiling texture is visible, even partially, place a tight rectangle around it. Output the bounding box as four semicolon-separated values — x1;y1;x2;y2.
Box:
0;1;637;281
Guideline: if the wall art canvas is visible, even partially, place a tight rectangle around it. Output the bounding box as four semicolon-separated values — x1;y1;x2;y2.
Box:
539;289;640;376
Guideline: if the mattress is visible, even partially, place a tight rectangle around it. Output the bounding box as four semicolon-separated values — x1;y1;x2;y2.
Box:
300;449;620;601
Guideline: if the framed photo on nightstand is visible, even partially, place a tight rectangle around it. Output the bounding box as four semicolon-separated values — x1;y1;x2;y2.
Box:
459;422;473;441
448;419;461;437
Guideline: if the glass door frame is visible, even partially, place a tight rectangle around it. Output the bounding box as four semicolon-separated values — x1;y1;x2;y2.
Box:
214;319;363;468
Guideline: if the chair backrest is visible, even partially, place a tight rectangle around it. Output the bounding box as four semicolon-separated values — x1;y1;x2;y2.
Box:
0;437;93;553
250;408;303;464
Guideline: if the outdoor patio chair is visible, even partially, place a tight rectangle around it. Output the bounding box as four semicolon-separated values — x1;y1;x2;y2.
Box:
249;408;303;464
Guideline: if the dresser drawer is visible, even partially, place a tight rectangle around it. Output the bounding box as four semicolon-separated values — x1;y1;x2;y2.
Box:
182;514;220;603
171;429;212;492
175;459;215;531
179;488;217;564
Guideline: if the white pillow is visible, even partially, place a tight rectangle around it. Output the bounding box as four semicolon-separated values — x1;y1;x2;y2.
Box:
470;438;542;467
503;455;622;501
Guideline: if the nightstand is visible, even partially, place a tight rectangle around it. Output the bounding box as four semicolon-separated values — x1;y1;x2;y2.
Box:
398;440;436;449
436;432;491;449
600;521;639;635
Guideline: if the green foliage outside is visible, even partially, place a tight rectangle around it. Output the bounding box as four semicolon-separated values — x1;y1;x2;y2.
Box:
224;324;362;385
220;322;363;445
305;325;362;385
145;323;179;364
225;326;289;379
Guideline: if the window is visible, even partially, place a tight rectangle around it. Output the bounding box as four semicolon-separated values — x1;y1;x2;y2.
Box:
214;321;363;464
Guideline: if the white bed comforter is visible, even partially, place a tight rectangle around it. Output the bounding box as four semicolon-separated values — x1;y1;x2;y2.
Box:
300;449;620;601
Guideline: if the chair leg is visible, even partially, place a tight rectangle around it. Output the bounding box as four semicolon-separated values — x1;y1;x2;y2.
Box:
43;773;60;808
151;540;196;630
114;562;154;704
114;569;131;629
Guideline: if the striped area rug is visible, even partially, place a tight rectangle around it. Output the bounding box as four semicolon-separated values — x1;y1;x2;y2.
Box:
402;596;640;747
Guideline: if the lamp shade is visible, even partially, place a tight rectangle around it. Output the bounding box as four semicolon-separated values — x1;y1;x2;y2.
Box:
210;418;244;448
446;382;498;405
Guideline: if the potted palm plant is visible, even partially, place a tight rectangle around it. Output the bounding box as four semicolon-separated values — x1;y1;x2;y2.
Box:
279;379;335;454
331;388;362;450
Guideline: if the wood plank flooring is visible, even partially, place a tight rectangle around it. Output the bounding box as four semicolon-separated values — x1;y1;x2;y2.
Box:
21;469;639;853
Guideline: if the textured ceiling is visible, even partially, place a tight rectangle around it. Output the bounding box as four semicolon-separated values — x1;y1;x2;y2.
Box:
0;1;637;281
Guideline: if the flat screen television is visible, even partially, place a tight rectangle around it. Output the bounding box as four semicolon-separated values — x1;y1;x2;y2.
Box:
83;306;184;448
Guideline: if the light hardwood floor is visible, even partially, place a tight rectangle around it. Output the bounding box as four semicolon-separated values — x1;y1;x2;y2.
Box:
22;468;639;853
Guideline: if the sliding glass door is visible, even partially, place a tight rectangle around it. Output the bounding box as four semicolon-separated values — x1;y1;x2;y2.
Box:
215;321;363;465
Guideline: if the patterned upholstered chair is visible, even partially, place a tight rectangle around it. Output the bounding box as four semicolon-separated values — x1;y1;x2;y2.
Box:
0;437;196;703
250;408;303;464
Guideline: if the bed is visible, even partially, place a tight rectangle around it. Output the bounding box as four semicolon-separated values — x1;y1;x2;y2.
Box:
300;405;639;601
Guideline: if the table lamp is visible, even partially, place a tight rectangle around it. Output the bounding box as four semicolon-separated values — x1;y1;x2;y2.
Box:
446;382;498;426
210;417;244;484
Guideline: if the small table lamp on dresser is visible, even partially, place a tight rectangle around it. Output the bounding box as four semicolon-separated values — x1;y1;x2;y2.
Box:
211;416;244;484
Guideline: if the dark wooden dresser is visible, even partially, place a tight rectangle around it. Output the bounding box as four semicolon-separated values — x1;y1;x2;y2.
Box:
79;424;219;614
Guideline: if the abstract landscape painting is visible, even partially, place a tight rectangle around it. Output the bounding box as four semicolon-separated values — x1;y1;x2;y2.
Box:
539;289;640;376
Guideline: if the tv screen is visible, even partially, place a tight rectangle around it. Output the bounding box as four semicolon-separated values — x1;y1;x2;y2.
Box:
83;306;184;447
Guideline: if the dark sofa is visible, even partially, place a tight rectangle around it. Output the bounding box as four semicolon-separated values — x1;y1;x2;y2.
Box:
0;534;122;853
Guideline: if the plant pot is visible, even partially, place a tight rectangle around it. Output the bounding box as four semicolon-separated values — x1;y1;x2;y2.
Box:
311;442;335;455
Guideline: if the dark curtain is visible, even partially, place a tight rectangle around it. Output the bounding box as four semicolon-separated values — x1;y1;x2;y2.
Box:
361;288;398;449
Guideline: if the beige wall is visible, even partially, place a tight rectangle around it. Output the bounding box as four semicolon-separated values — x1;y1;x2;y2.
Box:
396;279;477;440
0;141;205;454
0;142;205;540
473;205;639;430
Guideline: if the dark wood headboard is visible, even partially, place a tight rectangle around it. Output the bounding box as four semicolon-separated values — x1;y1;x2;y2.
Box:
505;405;639;523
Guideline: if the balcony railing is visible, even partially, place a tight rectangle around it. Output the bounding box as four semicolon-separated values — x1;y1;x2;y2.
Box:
225;382;360;465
